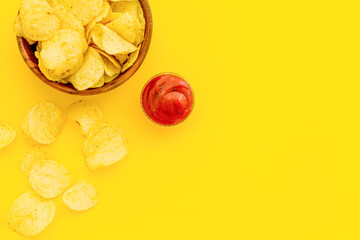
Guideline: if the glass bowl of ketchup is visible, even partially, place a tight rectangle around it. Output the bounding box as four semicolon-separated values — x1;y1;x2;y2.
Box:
141;73;194;126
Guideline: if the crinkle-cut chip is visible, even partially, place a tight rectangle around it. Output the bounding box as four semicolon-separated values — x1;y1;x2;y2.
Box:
29;160;71;198
7;191;56;237
106;12;141;44
53;5;85;36
91;24;137;55
39;29;87;80
58;0;103;26
110;1;137;15
68;100;103;136
67;47;104;91
26;101;63;145
83;122;128;170
101;55;121;77
20;147;48;176
63;180;99;211
114;53;128;66
0;122;16;150
121;44;140;72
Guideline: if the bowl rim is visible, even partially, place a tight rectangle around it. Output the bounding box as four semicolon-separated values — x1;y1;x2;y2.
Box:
17;0;153;96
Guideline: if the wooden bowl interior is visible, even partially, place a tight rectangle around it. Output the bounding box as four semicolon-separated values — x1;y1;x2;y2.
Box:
17;0;152;95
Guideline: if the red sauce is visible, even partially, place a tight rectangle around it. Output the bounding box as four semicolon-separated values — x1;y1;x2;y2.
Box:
142;73;194;126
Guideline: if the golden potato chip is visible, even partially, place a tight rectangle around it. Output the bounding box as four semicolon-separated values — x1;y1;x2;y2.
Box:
121;44;140;72
93;47;121;68
106;12;124;23
68;100;103;136
39;29;87;81
91;24;137;55
85;1;111;44
110;1;137;15
104;74;118;83
13;15;23;37
58;0;103;26
22;110;39;145
53;5;85;36
63;180;99;211
26;101;63;145
92;75;105;88
0;122;16;150
101;55;121;77
20;147;48;176
106;12;141;44
114;53;129;66
20;0;61;41
29;160;71;198
7;191;55;237
83;122;128;170
67;47;104;91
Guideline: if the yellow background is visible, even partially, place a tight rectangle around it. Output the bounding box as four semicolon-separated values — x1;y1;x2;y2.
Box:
1;0;360;239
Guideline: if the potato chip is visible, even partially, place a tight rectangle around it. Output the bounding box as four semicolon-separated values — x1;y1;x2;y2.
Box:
101;55;121;77
20;147;48;176
67;47;104;91
22;110;39;145
20;0;61;41
68;100;103;136
114;53;129;66
0;122;16;150
63;180;99;211
121;44;140;72
85;1;112;44
29;160;71;198
110;1;137;15
7;191;55;237
106;12;141;44
39;29;87;81
93;47;121;68
13;15;23;37
91;24;137;55
58;0;103;26
92;75;105;88
26;101;63;145
104;74;118;83
83;121;128;170
106;12;124;23
53;5;85;36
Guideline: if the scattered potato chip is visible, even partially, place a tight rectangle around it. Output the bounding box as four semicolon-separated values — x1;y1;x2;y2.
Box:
7;191;55;237
20;147;48;176
39;29;87;81
0;122;16;151
68;100;103;136
83;121;128;170
25;101;63;145
58;0;103;26
29;160;71;198
91;24;137;55
67;47;104;91
121;44;141;72
63;180;99;211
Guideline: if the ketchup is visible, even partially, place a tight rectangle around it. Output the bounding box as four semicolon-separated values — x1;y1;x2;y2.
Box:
141;73;194;126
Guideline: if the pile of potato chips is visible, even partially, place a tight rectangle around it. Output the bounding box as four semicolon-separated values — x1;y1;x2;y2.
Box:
14;0;145;91
6;100;128;236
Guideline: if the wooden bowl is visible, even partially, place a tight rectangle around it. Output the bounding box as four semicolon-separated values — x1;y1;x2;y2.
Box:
17;0;153;95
